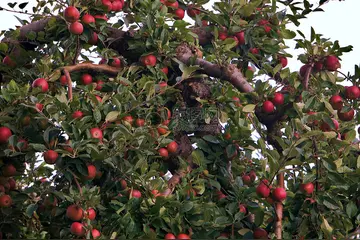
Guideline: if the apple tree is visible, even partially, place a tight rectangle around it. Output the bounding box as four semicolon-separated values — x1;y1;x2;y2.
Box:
0;0;359;239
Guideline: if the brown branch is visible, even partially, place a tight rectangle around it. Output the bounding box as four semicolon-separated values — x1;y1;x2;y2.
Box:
61;62;120;75
303;63;314;90
63;69;73;101
274;173;284;239
69;170;83;196
176;43;253;93
73;36;80;65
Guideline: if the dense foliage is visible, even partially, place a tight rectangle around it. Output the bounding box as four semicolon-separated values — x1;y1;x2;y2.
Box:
0;0;359;239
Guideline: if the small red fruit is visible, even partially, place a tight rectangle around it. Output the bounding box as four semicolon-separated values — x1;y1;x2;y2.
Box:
187;5;200;18
70;222;85;237
135;119;145;127
224;132;231;140
88;32;98;45
101;0;112;11
320;118;339;132
338;108;355;122
314;61;323;71
167;141;178;153
43;150;58;164
299;64;311;77
94;14;108;21
249;48;259;55
122;116;134;125
72;110;84;119
329;95;343;110
165;233;176;239
262;100;274;113
82;14;95;24
95;80;104;91
263;25;272;33
256;183;271;198
81;73;92;85
239;203;247;214
249;170;257;182
60;75;68;85
64;6;80;23
141;55;157;67
174;8;185;20
272;187;287;202
325;55;341;71
2;56;16;67
272;92;284;106
69;22;84;35
158;148;169;158
110;58;121;68
242;175;251;185
345;86;360;100
0;127;12;144
253;228;268;239
86;208;96;220
2;164;16;177
258;19;269;26
177;233;191;240
66;204;84;221
157;126;168;135
111;0;123;11
8;178;16;190
90;128;103;141
161;67;169;75
36;103;44;111
91;229;101;239
131;189;142;198
218;31;228;41
300;182;314;195
165;1;179;9
86;165;97;180
0;194;12;207
235;31;245;45
32;78;49;92
278;56;288;68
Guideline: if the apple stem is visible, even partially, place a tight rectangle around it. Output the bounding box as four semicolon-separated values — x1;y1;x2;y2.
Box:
69;170;83;197
63;69;73;101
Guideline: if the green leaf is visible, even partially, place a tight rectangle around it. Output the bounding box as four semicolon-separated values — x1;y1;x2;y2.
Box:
105;111;119;122
93;109;102;123
26;204;38;217
191;149;205;166
320;216;333;238
0;43;8;53
242;104;256;113
19;2;29;9
181;202;194;213
346;202;357;218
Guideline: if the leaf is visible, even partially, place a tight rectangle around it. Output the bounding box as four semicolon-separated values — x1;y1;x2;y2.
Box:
19;2;28;9
214;216;229;225
181;202;194;213
0;43;8;53
93;109;102;123
242;104;256;113
202;135;220;144
208;179;221;190
346;202;357;218
105;111;119;122
320;216;333;238
26;204;38;217
191;149;205;166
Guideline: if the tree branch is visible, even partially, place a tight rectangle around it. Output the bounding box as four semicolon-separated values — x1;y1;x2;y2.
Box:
63;69;73;101
61;62;120;75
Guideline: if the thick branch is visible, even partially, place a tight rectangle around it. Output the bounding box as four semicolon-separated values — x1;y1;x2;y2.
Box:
275;173;284;239
63;69;73;101
61;63;120;75
303;63;314;90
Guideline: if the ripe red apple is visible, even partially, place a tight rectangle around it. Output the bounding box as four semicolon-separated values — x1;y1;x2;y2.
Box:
69;22;84;35
253;228;268;239
81;73;92;85
131;189;142;198
110;58;121;68
43;150;58;164
86;165;97;180
249;170;257;182
216;190;227;200
122;115;134;125
59;75;68;85
90;128;103;141
165;233;176;239
120;179;127;190
256;183;270;198
141;55;157;67
272;92;284;106
2;164;16;177
218;31;228;41
263;25;272;33
242;175;251;185
167;141;178;153
0;194;12;207
314;61;323;71
111;0;123;11
325;55;341;71
234;31;245;45
300;182;314;195
135;119;145;127
157;126;168;135
272;187;287;202
91;229;101;239
0;185;5;193
187;4;200;17
82;14;95;24
345;86;360;99
329;95;343;110
72;110;84;119
224;132;231;140
174;8;185;20
17;139;29;151
177;233;190;240
158;148;169;158
262;100;274;113
201;20;208;26
338;108;355;122
258;19;269;26
94;14;108;21
249;48;259;55
88;32;98;45
32;78;49;92
165;1;179;9
2;55;16;67
320;118;339;132
8;178;16;190
70;222;85;237
95;80;104;91
239;203;247;214
0;127;12;144
64;6;80;23
101;0;112;11
86;208;96;220
161;67;169;75
66;204;84;221
278;56;288;68
299;64;311;77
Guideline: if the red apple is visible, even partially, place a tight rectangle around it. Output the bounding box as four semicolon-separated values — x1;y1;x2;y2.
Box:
235;31;245;45
32;78;49;92
131;189;142;198
174;8;185;20
64;6;80;23
300;182;314;195
157;126;168;135
90;128;103;141
253;228;268;239
122;115;134;125
167;141;178;153
272;187;287;202
70;222;85;237
101;0;112;11
249;170;257;182
66;204;84;221
72;110;84;119
177;233;190;240
272;92;284;106
329;95;343;110
110;58;121;68
120;179;127;190
8;178;16;190
345;86;360;99
91;229;101;239
249;48;259;55
94;14;108;21
88;32;98;45
2;55;16;67
165;1;179;9
263;25;272;33
239;203;247;214
278;56;288;68
43;150;58;164
218;31;228;40
86;165;97;180
111;0;123;11
338;108;354;122
224;132;231;140
81;73;92;85
161;67;169;75
59;75;68;85
69;22;84;35
86;208;96;220
242;175;251;185
95;80;104;91
2;164;16;177
0;194;12;207
158;148;169;158
187;5;200;17
82;14;95;24
165;233;176;239
256;183;270;198
135;119;145;127
314;61;323;71
262;100;274;113
258;19;269;26
325;55;341;71
320;118;339;132
299;64;311;77
216;190;227;200
0;127;12;144
141;55;157;67
0;185;4;193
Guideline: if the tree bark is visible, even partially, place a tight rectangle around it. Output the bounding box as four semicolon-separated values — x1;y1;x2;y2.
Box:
275;173;284;239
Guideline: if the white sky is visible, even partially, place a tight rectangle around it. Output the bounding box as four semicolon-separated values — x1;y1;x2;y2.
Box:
0;0;359;75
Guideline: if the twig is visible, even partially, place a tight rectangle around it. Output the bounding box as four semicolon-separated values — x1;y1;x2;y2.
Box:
0;6;40;16
69;169;83;196
303;63;314;90
63;69;73;101
73;36;81;65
